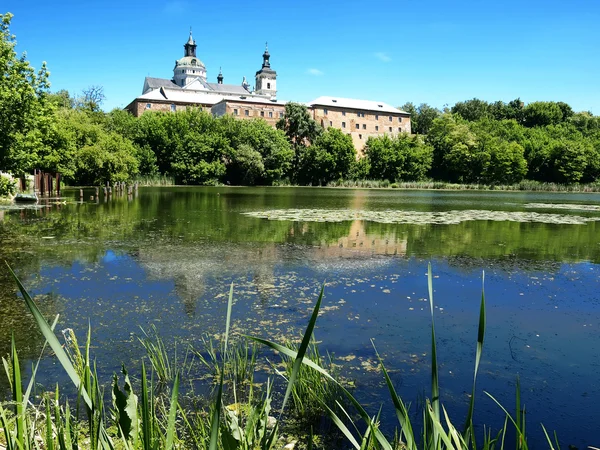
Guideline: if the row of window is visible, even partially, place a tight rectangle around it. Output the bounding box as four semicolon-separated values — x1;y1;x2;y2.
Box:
338;120;402;133
323;108;403;122
145;103;180;111
233;108;284;118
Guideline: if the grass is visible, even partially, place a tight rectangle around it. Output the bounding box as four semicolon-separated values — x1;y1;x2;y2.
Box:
1;260;573;449
327;178;600;192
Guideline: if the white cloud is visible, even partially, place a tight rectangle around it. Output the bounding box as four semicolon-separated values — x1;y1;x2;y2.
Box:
306;68;324;76
374;52;392;62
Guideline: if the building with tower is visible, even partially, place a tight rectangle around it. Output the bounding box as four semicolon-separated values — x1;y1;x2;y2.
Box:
125;30;410;152
125;30;282;117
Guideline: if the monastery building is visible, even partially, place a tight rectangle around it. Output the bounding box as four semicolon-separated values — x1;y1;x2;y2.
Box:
125;31;410;151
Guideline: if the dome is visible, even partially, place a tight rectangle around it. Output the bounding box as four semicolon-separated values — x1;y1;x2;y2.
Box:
175;56;206;69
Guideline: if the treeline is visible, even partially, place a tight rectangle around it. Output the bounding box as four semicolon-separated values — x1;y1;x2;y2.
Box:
2;12;600;187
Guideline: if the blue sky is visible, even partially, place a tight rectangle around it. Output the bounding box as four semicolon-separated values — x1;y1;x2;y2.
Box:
4;0;599;113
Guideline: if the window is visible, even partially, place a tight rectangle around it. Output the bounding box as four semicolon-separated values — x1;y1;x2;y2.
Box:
329;121;332;126
389;127;392;132
359;134;362;139
145;103;151;109
233;109;238;115
170;104;176;112
269;111;273;118
389;116;393;121
342;122;346;128
260;111;265;117
342;111;346;116
356;124;360;129
267;83;271;89
398;117;403;122
323;108;328;115
245;110;249;116
279;112;284;118
398;127;402;132
375;115;379;120
362;124;366;130
375;125;379;131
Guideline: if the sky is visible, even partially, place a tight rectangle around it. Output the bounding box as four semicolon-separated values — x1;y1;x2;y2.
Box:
3;0;599;113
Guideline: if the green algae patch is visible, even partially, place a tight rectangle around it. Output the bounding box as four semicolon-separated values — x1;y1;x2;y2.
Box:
243;208;600;225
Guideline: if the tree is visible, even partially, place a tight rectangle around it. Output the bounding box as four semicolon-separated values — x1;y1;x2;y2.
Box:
401;102;442;135
522;101;565;127
276;102;322;148
0;13;52;175
364;134;433;181
296;128;355;185
451;98;491;122
78;85;105;112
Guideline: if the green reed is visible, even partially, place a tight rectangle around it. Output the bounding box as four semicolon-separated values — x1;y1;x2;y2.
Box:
2;260;571;449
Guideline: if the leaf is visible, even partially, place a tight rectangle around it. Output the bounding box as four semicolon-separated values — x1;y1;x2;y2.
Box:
6;263;93;410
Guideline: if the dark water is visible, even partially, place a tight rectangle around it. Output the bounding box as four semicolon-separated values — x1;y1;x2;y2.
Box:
1;187;599;447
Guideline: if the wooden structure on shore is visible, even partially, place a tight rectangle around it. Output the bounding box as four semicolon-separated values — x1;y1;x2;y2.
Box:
33;170;61;196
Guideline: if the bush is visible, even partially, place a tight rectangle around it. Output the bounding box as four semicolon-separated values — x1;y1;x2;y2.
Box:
0;175;16;197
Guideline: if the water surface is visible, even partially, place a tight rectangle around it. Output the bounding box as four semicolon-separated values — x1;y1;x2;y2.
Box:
1;187;599;448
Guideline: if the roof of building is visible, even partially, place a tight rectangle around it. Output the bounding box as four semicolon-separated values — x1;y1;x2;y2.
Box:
137;88;224;105
214;96;286;106
207;83;250;95
175;56;205;68
307;96;408;114
143;77;180;93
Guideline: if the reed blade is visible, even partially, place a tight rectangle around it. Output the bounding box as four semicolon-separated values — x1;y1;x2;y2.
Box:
6;263;93;410
463;271;486;440
165;372;180;450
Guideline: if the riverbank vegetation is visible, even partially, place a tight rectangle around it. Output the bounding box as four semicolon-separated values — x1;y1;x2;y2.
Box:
2;12;600;192
1;264;567;449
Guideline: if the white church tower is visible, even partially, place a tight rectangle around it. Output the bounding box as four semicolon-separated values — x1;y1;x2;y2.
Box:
173;30;207;87
255;44;277;99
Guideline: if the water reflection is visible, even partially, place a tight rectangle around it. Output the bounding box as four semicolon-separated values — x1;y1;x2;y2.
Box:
1;187;600;448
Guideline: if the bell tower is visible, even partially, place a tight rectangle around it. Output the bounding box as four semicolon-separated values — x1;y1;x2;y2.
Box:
255;43;277;99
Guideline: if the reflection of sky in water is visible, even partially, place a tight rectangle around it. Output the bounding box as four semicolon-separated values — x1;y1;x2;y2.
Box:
4;187;600;449
25;249;600;449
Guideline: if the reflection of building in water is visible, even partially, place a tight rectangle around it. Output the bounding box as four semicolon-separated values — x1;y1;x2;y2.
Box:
314;221;407;258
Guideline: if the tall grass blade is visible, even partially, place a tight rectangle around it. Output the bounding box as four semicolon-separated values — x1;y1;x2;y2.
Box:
372;340;416;450
6;263;93;410
484;391;528;450
10;335;25;448
209;282;234;450
463;271;486;442
322;403;361;449
165;372;180;450
427;262;440;449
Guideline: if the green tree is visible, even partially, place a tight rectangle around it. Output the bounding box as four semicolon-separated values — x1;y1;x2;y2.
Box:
522;101;565;127
451;98;491;122
364;134;432;181
296;128;355;185
0;13;52;175
401;102;442;135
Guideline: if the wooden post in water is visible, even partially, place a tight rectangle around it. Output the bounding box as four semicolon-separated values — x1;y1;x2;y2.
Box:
56;173;61;196
95;187;99;198
79;189;83;199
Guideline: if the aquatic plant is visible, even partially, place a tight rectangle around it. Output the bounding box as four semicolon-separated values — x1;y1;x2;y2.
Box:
2;261;578;449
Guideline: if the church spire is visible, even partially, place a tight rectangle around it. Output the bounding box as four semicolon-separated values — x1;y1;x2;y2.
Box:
184;28;197;57
262;42;270;68
217;67;223;84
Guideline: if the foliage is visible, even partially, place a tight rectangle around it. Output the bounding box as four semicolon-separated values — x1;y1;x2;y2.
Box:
364;133;433;182
295;127;356;185
401;102;442;135
0;174;16;197
0;13;52;176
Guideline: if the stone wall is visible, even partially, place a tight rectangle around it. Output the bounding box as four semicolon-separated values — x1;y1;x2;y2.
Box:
126;100;210;117
213;101;285;127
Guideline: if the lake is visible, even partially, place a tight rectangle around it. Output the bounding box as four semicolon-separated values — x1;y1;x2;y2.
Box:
1;186;599;448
